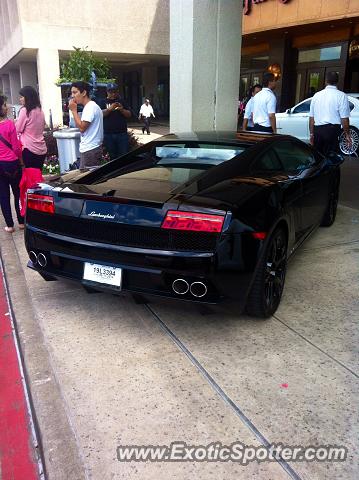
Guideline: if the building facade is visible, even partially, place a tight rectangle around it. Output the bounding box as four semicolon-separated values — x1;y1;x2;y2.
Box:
1;0;358;126
0;0;169;125
241;0;359;110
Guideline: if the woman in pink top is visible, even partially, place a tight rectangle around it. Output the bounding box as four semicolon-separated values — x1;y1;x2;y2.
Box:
0;95;24;232
16;86;47;169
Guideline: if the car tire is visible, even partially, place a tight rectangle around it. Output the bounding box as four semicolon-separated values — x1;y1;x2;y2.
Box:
339;126;359;156
246;227;288;319
320;178;339;227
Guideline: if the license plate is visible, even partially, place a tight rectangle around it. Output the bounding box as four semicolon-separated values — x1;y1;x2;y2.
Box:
83;262;122;287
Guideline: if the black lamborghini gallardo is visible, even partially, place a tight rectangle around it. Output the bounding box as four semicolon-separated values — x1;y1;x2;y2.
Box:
24;132;343;317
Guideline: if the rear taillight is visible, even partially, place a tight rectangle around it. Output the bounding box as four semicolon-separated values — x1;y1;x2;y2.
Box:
27;194;55;214
161;210;224;233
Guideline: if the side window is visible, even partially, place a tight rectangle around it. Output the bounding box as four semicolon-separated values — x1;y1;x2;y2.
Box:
252;149;282;172
274;141;316;172
292;100;311;114
349;101;355;112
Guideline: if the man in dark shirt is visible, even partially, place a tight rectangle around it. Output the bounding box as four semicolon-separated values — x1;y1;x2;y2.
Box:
100;84;132;159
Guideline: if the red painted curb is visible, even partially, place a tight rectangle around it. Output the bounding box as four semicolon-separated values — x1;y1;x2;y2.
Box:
0;267;39;479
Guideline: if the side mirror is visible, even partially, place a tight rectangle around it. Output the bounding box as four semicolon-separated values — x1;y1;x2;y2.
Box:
327;152;344;166
286;108;291;114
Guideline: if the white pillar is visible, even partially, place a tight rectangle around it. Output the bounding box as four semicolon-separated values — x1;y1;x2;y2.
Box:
170;0;242;132
19;62;38;87
9;69;21;104
36;48;63;127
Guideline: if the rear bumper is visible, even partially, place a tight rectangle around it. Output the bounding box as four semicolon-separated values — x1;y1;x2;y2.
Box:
25;227;256;306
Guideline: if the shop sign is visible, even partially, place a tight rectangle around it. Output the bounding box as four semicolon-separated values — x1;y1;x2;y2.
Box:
243;0;290;15
349;40;359;60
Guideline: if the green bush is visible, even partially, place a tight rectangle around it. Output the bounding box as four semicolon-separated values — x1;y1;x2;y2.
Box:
57;47;114;84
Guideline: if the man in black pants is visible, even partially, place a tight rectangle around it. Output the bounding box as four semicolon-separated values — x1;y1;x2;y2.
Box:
309;71;351;155
252;72;277;133
139;98;155;135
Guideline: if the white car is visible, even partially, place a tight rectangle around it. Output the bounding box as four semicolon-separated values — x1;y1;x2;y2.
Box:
276;94;359;156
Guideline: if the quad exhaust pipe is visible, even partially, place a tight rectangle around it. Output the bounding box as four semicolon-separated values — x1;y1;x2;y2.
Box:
29;251;48;267
189;281;207;298
172;278;207;298
29;251;38;264
172;278;189;295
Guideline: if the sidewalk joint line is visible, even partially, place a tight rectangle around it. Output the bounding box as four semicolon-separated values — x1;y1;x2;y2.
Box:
301;238;359;252
145;303;303;480
273;314;359;379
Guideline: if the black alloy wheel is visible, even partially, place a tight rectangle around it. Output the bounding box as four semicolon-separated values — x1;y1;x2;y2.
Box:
246;228;288;318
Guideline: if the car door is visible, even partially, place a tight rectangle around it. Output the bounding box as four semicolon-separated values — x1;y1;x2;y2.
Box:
276;99;311;142
274;140;330;233
251;147;303;244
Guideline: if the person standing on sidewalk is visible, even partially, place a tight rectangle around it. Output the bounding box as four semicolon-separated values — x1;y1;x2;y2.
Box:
15;86;47;170
139;98;155;135
309;71;351;155
0;95;24;233
252;72;277;133
242;84;262;131
69;82;103;168
100;84;132;159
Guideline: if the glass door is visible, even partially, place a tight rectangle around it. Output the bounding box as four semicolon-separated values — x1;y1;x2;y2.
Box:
239;76;249;100
305;68;325;98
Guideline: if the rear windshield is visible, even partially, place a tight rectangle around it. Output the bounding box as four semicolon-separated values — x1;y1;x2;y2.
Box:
155;144;245;167
107;166;206;188
91;142;247;186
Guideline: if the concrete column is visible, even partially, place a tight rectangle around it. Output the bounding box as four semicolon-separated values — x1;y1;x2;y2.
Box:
37;48;63;127
170;0;242;132
19;62;38;87
141;66;158;107
9;69;21;104
1;74;11;103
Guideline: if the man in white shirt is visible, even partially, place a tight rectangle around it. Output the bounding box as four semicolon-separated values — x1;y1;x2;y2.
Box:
139;98;155;135
242;84;262;131
69;81;104;168
309;71;351;155
252;72;277;133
